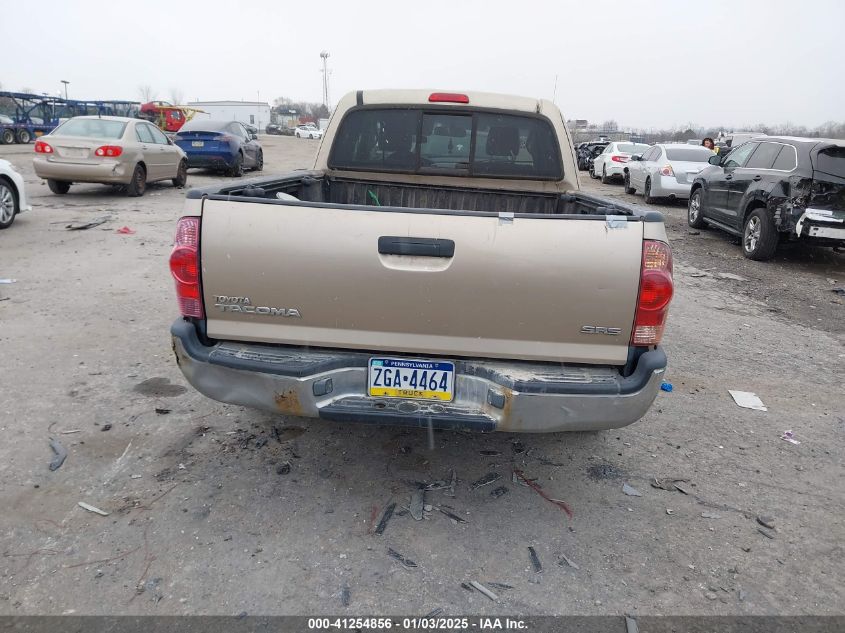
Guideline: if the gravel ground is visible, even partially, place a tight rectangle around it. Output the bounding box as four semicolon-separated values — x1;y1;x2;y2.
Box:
1;137;843;617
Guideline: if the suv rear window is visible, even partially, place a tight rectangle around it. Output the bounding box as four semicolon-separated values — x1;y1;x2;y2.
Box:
329;108;563;180
815;147;845;178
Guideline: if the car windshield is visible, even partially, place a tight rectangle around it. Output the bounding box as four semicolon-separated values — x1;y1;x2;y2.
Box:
53;118;126;139
665;147;714;161
617;143;650;154
179;119;229;133
330;108;562;179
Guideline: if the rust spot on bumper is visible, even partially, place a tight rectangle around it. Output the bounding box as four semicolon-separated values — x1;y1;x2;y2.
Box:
274;389;304;416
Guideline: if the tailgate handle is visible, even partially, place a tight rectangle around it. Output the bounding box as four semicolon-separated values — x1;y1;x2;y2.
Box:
378;236;455;258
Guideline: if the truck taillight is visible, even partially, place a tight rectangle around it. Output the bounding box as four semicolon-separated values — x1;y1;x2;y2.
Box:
631;240;673;346
428;92;469;103
169;217;203;318
659;164;674;176
94;145;123;157
34;140;53;153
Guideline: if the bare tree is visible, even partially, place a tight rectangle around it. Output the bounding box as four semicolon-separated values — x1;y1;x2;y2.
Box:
138;84;155;102
600;120;618;132
170;88;184;105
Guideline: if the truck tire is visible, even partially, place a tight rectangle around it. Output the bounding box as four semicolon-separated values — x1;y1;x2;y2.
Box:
0;179;19;229
742;208;778;261
687;188;707;228
47;179;71;195
172;159;188;188
623;173;636;194
16;129;32;144
126;164;147;197
2;128;15;144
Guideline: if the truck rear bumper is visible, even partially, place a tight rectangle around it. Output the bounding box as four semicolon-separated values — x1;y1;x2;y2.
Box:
171;320;666;433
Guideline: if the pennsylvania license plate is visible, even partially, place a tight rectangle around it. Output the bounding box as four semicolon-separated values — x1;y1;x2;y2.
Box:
368;358;455;402
191;141;204;147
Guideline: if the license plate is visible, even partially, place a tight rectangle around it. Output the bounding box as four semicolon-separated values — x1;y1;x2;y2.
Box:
192;141;204;147
368;358;455;401
61;148;86;158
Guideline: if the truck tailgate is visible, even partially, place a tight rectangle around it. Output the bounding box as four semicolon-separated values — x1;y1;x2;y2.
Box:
199;200;644;364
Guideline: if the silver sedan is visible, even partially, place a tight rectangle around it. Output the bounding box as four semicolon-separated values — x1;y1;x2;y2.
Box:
624;144;715;203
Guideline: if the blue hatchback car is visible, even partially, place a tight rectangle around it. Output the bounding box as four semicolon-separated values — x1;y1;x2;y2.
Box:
173;119;263;177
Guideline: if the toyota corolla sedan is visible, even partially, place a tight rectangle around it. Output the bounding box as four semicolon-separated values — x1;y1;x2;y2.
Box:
624;144;714;203
32;116;188;196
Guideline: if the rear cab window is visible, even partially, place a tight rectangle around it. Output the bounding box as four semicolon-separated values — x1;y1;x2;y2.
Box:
329;107;563;180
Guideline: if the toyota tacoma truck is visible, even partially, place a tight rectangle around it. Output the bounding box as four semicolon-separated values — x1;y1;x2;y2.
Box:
169;90;673;432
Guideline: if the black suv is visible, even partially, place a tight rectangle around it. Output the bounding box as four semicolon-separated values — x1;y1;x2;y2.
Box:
688;137;845;260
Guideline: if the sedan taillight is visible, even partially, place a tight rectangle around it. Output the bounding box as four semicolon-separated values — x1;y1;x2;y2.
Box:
94;145;123;157
660;164;675;176
611;155;628;163
34;140;53;154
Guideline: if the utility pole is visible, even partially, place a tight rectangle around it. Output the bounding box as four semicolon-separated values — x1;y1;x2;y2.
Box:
61;80;69;100
320;51;330;107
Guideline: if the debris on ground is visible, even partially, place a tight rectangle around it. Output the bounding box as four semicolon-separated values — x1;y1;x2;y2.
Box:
48;438;67;471
625;616;639;633
116;226;136;235
340;586;351;607
513;469;573;518
424;608;443;618
65;215;110;231
469;581;498;602
374;503;396;535
460;582;474;591
831;287;845;296
528;546;543;573
728;390;767;411
781;430;800;445
409;489;425;521
622;483;643;497
756;515;775;530
660;382;673;392
77;501;109;516
512;441;525;454
586;463;622;481
757;527;776;539
446;469;456;498
701;512;722;519
0;278;16;284
715;272;749;282
557;553;580;570
479;450;501;456
254;437;268;449
666;508;674;515
276;462;291;475
486;582;514;591
490;486;508;498
651;477;691;493
155;408;171;415
437;506;467;524
100;424;112;432
471;472;501;490
387;547;417;569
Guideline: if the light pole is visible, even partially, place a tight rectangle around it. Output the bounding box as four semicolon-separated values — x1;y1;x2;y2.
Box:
60;80;69;100
320;51;330;107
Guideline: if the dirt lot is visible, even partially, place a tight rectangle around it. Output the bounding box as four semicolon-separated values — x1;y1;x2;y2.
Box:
1;136;843;617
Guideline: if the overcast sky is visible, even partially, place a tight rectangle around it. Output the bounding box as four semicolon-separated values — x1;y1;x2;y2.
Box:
3;0;842;129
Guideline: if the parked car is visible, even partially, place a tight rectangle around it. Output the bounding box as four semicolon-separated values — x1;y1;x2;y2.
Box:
32;116;188;197
169;89;674;433
688;137;845;260
244;123;259;136
624;144;714;203
590;142;651;183
172;119;263;177
576;141;608;170
265;123;283;135
294;124;323;139
0;159;31;228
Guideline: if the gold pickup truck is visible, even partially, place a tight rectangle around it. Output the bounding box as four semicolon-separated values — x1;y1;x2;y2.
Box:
169;90;673;432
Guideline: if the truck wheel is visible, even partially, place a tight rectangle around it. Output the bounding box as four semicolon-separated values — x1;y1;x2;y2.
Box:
742;208;778;261
600;165;611;184
47;179;71;195
16;129;31;144
126;164;147;197
228;153;244;177
172;159;188;188
0;180;18;229
623;173;636;194
643;178;656;204
1;129;14;145
687;188;707;228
